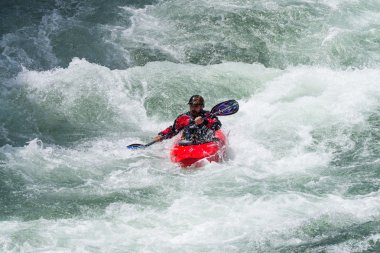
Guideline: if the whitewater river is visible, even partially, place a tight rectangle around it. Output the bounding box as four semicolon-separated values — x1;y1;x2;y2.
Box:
1;0;379;252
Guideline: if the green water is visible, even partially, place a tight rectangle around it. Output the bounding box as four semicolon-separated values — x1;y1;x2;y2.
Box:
0;0;379;252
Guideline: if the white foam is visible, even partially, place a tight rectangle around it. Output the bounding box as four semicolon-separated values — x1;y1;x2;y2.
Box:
227;66;380;177
2;61;380;252
0;189;378;252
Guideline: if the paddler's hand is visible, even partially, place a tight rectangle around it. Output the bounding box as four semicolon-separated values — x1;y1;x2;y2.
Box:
194;116;204;125
153;135;163;142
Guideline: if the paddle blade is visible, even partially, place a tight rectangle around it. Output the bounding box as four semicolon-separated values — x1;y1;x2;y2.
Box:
210;100;239;116
127;143;146;150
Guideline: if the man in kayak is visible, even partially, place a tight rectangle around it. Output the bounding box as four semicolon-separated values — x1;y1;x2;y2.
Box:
153;95;222;144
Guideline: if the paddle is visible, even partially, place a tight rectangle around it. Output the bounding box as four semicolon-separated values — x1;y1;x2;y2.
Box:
209;99;239;117
127;99;239;150
126;140;158;150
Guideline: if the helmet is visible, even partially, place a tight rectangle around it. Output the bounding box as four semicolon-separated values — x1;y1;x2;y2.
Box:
188;95;204;107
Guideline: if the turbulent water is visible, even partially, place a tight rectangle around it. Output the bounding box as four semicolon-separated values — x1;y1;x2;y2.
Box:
1;0;380;252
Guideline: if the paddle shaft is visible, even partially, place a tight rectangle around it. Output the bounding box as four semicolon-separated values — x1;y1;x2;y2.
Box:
144;140;158;147
127;100;239;150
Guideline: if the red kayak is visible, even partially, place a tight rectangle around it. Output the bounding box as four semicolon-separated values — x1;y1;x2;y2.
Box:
170;130;227;167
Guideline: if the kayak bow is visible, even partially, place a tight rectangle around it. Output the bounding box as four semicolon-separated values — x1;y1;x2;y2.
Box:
170;130;227;167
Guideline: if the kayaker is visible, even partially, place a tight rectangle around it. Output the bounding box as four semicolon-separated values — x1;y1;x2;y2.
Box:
153;95;222;144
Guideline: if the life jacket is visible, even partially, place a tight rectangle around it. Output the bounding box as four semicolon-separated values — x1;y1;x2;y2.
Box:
158;110;221;143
